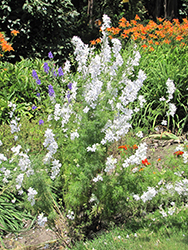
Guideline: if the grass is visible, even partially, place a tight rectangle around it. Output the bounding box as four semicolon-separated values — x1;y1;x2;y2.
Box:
71;225;188;250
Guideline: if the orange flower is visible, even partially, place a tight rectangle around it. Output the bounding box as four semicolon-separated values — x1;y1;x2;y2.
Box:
174;151;184;156
119;17;127;23
90;40;96;45
118;145;128;150
176;35;183;41
142;159;151;166
153;172;156;174
11;30;19;36
155;41;159;45
163;39;171;44
141;44;148;49
133;144;138;149
1;40;14;52
109;35;113;40
148;39;153;44
135;14;141;21
157;17;164;22
149;46;154;51
157;158;161;162
140;35;146;40
119;22;126;28
158;24;163;29
131;20;137;26
96;38;101;43
139;168;144;172
121;33;128;38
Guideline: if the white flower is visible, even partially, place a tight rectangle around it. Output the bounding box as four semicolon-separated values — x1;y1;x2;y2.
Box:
0;153;7;164
132;167;139;173
11;145;22;155
167;103;177;117
133;194;140;201
93;174;103;182
183;151;188;164
16;173;24;190
63;60;71;74
67;210;74;220
104;155;117;173
83;106;90;113
0;140;3;146
161;120;167;126
87;143;99;152
166;78;176;101
136;131;143;138
51;159;61;180
159;96;166;101
70;130;79;140
27;187;38;206
160;210;167;217
141;187;157;203
38;213;48;227
138;95;146;108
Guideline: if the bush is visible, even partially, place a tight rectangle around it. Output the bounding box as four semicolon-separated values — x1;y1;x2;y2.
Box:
0;0;79;64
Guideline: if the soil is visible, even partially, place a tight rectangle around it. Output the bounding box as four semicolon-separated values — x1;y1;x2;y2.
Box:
0;132;187;250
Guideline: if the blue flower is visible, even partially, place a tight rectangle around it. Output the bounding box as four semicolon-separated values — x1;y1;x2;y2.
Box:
67;82;72;90
32;105;37;110
32;70;38;79
36;78;41;85
58;67;64;76
67;91;71;103
44;62;49;73
36;92;40;97
53;70;57;77
48;84;55;97
48;51;53;59
39;119;44;125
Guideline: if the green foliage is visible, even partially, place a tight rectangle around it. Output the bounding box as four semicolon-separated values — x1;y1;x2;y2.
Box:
129;42;188;134
0;57;66;124
0;0;79;64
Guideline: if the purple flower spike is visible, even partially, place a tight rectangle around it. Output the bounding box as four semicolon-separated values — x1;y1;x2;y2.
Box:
48;51;53;59
44;62;49;73
36;92;40;97
39;119;44;125
48;84;55;97
36;79;41;85
67;82;72;90
32;70;38;79
58;67;64;76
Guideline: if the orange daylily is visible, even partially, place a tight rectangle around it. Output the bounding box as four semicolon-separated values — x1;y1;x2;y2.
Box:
135;14;141;21
96;38;101;43
176;35;183;41
11;30;19;36
90;40;96;45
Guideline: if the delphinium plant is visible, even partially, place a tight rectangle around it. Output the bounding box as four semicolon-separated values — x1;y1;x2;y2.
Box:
0;14;188;242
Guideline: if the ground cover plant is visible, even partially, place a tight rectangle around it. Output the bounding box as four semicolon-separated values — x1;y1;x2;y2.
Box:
0;14;188;248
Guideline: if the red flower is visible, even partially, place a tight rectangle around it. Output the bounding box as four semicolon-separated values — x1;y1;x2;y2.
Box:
142;158;151;166
174;151;184;156
118;145;127;150
133;144;138;149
